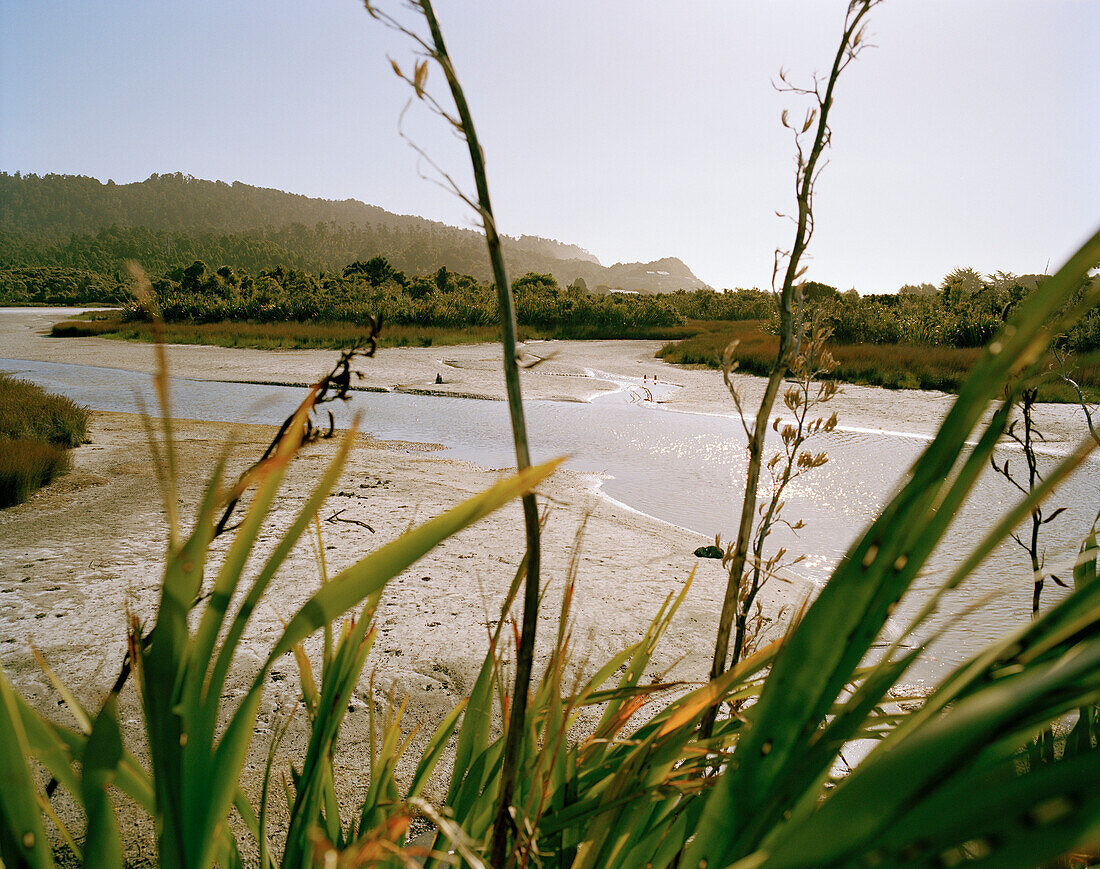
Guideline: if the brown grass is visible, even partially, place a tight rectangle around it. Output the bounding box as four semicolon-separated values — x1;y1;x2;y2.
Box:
0;439;71;508
51;316;706;349
0;374;88;507
53;318;523;349
658;321;1100;401
0;373;89;446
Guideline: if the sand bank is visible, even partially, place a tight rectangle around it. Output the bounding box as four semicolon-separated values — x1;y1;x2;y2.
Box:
0;405;806;851
2;307;1088;448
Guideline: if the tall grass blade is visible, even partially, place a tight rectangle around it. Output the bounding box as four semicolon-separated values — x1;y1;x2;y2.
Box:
0;664;55;869
80;698;124;869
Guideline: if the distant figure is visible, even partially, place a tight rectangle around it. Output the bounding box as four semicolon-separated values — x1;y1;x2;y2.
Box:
435;373;443;384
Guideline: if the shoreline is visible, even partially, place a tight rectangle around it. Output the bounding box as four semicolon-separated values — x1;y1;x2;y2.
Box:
3;307;1092;450
0;408;798;848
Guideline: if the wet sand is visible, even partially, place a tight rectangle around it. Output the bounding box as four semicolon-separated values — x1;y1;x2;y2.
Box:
0;306;1090;853
0;308;810;851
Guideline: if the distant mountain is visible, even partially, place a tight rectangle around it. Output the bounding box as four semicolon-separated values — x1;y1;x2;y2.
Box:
0;172;709;293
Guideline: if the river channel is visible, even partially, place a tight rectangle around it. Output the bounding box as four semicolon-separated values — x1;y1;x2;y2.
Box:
3;353;1098;680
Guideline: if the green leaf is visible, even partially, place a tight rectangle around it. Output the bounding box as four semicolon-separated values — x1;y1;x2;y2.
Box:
758;634;1100;867
1075;525;1098;591
80;697;124;869
0;664;55;869
409;698;467;799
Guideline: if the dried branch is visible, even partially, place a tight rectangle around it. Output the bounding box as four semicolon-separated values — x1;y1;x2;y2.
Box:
325;509;376;533
215;329;379;537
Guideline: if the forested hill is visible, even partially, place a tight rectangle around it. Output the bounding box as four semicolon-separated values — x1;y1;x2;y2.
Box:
0;172;709;293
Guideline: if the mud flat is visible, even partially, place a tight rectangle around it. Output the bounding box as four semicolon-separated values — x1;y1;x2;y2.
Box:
0;407;802;852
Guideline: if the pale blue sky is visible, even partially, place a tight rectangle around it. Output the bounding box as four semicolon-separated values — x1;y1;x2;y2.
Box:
2;1;1097;291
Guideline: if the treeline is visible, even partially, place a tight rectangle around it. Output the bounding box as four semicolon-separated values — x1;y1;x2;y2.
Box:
0;267;126;305
803;270;1100;353
122;258;688;338
0;221;534;283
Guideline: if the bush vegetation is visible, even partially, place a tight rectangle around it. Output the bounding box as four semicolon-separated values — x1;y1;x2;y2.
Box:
659;318;1100;400
0;373;88;506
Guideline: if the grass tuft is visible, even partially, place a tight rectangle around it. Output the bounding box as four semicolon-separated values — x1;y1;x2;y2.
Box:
0;373;88;506
0;439;71;508
659;320;1100;402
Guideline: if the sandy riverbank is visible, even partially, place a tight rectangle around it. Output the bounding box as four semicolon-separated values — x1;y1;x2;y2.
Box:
2;306;1089;448
1;406;800;854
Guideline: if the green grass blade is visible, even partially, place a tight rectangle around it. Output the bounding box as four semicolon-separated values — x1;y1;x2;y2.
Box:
409;697;467;799
80;698;124;869
758;635;1100;867
1075;526;1098;591
849;750;1100;869
204;424;358;711
284;607;377;869
183;414;306;744
14;694;83;801
0;664;55;869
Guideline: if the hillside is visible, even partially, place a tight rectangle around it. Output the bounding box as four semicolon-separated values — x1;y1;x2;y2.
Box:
0;172;709;293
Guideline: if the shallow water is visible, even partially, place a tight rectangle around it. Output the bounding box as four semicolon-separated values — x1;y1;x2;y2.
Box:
4;355;1098;682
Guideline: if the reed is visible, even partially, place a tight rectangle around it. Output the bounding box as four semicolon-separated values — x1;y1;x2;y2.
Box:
660;320;1100;400
0;438;70;508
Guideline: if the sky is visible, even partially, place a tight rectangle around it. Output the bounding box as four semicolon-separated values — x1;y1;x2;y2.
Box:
1;1;1097;292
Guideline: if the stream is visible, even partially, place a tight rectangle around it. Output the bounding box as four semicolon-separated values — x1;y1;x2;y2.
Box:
4;353;1098;682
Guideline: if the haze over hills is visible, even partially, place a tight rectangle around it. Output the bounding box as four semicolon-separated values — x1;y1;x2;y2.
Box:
0;172;710;293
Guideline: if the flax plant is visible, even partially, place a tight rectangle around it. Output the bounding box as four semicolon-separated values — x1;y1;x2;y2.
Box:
708;0;882;701
6;4;1100;868
360;1;545;861
719;315;838;669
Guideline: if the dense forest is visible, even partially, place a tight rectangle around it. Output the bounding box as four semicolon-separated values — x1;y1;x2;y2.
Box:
0;172;709;293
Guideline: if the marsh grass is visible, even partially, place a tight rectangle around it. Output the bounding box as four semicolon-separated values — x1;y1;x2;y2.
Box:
51;317;701;349
0;439;70;508
0;373;89;447
660;320;1100;400
0;373;88;506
